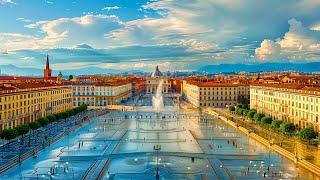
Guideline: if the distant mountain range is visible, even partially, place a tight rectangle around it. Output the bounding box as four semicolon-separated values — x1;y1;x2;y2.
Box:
1;62;319;76
0;64;144;76
198;62;320;73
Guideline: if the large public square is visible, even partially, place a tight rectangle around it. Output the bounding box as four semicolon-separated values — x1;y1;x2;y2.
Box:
0;92;315;180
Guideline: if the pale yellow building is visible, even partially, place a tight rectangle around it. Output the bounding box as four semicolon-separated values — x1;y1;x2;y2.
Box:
250;84;320;132
70;81;132;107
0;83;72;131
182;80;250;108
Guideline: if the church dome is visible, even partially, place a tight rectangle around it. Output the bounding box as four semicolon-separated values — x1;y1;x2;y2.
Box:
150;65;163;77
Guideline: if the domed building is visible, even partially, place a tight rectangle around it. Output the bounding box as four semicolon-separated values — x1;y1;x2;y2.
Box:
146;66;171;94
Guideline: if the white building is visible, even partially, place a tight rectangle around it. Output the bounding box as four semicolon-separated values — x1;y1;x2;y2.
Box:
146;66;171;93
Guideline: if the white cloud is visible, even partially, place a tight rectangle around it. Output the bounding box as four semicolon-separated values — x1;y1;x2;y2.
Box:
0;32;66;51
255;18;320;61
255;40;280;61
179;39;217;52
2;15;124;51
310;23;320;31
21;56;35;61
102;6;120;11
0;0;16;5
16;18;33;23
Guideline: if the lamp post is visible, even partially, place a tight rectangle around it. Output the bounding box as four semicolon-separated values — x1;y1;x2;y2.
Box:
154;144;161;179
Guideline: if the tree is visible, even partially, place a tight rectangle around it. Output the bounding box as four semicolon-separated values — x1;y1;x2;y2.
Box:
47;115;57;123
253;113;265;122
279;122;296;135
29;121;41;137
229;106;235;111
15;124;30;136
68;75;74;80
299;127;316;142
236;108;244;115
243;109;249;116
29;121;41;130
271;120;283;130
247;110;256;119
236;104;243;110
0;129;18;140
15;124;30;143
261;116;273;124
37;117;49;127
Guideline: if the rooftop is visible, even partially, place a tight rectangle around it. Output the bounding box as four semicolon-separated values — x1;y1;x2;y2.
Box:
150;66;163;77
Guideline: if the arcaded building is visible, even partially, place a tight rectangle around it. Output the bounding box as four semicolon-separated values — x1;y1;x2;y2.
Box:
250;83;320;132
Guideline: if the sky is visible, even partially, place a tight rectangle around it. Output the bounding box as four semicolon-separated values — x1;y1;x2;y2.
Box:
0;0;320;72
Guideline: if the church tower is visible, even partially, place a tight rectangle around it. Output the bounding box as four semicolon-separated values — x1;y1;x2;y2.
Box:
44;54;52;80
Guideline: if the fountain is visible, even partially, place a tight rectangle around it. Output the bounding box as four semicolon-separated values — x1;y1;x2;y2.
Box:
152;79;164;112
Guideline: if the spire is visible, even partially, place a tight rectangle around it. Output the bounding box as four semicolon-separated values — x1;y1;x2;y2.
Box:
156;65;159;71
46;53;50;70
44;53;52;80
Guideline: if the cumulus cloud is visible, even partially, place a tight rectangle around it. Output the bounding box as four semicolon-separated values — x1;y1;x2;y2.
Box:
255;18;320;61
0;32;66;51
255;40;280;60
310;24;320;31
2;15;124;51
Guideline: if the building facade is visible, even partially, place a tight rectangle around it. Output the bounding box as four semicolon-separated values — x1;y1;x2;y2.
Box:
71;81;132;107
182;80;250;108
146;66;171;94
250;84;320;132
0;84;72;131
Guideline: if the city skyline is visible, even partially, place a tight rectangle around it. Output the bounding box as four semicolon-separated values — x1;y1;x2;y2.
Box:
1;0;320;72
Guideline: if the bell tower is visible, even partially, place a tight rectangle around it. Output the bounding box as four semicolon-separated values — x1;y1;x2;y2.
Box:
44;54;52;80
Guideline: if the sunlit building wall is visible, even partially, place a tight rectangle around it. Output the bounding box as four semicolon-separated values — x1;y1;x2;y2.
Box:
250;84;320;132
0;85;72;131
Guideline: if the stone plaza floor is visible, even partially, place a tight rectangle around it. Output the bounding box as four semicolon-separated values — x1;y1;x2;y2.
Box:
0;96;315;179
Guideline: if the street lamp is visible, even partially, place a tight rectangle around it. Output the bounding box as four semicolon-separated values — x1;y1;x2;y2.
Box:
154;144;161;179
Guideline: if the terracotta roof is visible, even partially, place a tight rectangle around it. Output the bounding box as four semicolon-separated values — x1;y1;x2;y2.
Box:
251;83;320;94
0;82;68;95
185;80;244;87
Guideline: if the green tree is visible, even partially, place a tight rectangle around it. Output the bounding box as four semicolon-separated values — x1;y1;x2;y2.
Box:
270;120;283;130
229;106;235;111
299;127;316;142
47;115;57;123
37;117;49;127
15;124;30;143
15;124;30;136
236;104;243;110
29;121;41;137
261;116;273;124
243;109;249;116
29;121;41;130
68;75;74;80
236;108;244;115
247;110;256;119
279;122;296;135
253;113;265;122
0;129;18;140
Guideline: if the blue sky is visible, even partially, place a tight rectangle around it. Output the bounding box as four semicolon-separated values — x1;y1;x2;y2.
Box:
0;0;320;72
